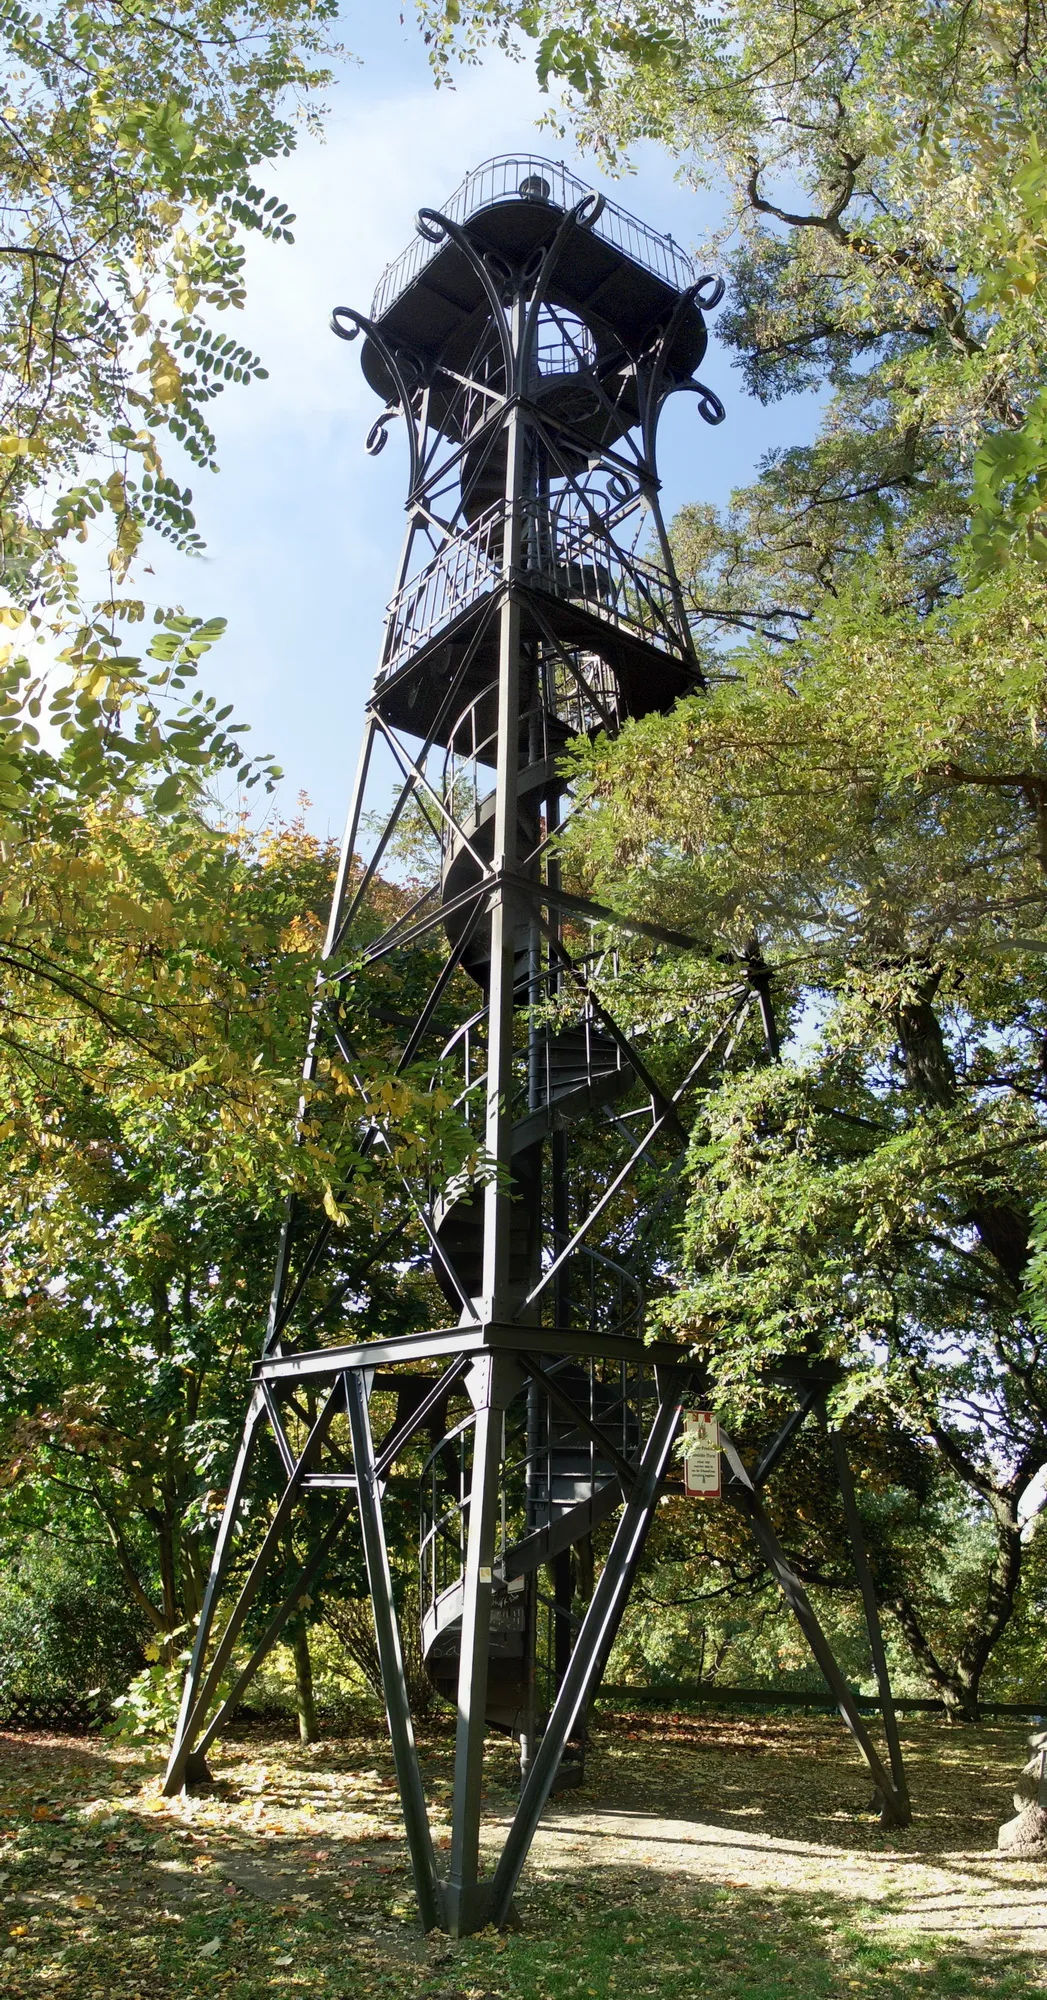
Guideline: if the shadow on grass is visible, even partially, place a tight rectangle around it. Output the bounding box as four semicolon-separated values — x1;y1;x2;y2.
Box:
564;1712;1032;1860
0;1718;1042;2000
445;1869;1045;2000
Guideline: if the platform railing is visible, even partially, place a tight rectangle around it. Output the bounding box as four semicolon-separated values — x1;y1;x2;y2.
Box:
378;502;687;685
371;155;695;323
380;503;503;682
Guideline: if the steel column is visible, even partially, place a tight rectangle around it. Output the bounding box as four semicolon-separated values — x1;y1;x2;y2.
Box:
481;298;526;1324
445;1354;520;1935
164;1385;341;1794
829;1423;911;1819
346;1371;443;1931
164;1386;266;1794
488;1388;683;1924
723;1436;908;1826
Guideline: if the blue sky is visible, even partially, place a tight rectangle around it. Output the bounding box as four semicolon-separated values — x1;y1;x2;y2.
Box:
139;8;820;839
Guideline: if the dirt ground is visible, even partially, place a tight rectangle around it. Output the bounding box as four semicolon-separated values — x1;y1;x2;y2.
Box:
0;1710;1044;1998
507;1711;1047;1954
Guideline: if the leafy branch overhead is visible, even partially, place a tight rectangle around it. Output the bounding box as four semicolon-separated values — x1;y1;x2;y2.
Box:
0;0;339;804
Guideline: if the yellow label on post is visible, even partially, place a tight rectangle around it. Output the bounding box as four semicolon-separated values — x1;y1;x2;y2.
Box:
683;1411;721;1498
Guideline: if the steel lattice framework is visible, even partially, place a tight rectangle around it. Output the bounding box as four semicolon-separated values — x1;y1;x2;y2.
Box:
163;156;911;1937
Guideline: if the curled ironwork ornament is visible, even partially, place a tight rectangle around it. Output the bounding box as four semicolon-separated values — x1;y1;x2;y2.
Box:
416;206;516;387
366;408;399;456
673;377;728;426
694;272;726;311
330;303;425;492
606;468;636;506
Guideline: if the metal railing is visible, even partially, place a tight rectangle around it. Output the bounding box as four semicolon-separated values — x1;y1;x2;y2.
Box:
371;155;696;322
535;307;597;378
381;503;503;680
419;1353;655;1629
521;497;687;658
379;501;687;684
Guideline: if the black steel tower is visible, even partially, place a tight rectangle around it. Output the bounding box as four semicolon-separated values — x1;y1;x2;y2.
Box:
163;157;910;1937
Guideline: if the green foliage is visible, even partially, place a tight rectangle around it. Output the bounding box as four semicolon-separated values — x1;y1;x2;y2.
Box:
559;558;1047;1709
108;1637;197;1742
0;1529;146;1716
970;132;1047;571
0;0;343;815
0;0;335;581
982;1513;1047;1699
0;797;482;1640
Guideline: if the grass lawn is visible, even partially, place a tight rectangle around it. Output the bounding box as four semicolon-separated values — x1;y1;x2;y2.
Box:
0;1710;1042;1999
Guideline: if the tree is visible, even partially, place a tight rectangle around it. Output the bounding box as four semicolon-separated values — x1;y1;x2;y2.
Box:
0;0;350;1155
610;1426;962;1700
0;798;478;1643
554;562;1047;1715
422;0;1047;1712
0;0;338;780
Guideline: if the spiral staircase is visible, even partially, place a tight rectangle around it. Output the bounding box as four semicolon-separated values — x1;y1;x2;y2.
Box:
414;664;655;1778
419;1351;648;1785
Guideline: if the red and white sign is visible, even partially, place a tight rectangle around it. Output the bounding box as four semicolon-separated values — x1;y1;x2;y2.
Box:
682;1411;721;1499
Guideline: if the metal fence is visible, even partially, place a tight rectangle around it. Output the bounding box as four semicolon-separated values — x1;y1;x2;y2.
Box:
379;501;687;685
371;154;695;322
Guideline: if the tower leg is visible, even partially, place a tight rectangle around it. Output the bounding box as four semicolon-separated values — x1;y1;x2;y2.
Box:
829;1424;911;1820
164;1387;266;1794
347;1371;443;1930
445;1355;519;1936
193;1501;356;1767
488;1387;683;1927
726;1463;909;1827
164;1384;340;1795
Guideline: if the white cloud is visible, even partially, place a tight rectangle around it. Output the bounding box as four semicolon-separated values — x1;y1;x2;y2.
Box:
223;54;556;429
128;40;818;833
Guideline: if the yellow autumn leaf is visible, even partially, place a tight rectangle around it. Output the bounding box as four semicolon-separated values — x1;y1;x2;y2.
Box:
148;340;183;405
322;1183;349;1226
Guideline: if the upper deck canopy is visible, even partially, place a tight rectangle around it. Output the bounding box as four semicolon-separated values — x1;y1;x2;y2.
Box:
361;155;709;435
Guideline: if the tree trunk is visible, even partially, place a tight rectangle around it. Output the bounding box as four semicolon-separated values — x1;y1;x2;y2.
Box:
292;1622;318;1745
892;990;1031;1286
882;1588;981;1720
952;1495;1025;1712
158;1507;179;1631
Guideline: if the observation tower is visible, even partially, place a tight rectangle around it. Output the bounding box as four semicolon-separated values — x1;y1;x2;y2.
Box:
163;157;910;1937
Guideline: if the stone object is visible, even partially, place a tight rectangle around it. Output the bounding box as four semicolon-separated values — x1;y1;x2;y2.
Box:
998;1731;1047;1856
997;1803;1047;1856
1013;1730;1047;1811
